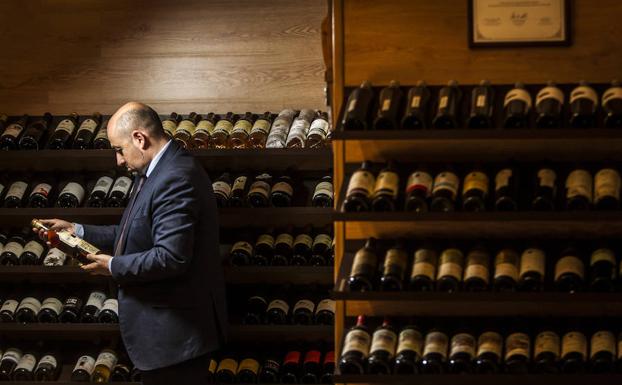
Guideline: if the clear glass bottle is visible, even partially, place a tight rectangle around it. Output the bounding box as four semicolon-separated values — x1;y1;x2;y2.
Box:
230;112;255;149
212;112;237;149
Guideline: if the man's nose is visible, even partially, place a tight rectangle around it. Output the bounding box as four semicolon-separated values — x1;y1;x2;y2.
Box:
116;153;126;167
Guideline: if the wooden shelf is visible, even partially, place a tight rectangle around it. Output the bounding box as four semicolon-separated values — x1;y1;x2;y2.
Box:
0;323;120;340
333;374;622;385
228;324;333;342
0;266;108;283
0;208;124;226
225;266;333;285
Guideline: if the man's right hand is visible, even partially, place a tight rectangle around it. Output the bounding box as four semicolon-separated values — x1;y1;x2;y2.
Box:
32;218;76;244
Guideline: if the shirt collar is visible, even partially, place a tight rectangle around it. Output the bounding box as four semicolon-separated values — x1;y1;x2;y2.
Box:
145;140;172;178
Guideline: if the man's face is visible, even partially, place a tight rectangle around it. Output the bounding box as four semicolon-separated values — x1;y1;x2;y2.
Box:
108;123;148;174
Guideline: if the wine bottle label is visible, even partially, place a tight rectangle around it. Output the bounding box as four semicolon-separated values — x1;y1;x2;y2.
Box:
86;291;106;310
535;331;560;356
308;119;330;137
293;299;315;313
406;171;433;196
591;248;616;267
95;126;108;140
37;355;58;369
504;88;532;109
1;348;23;365
477;332;503;356
208;359;217;374
64;297;82;309
268;117;291;144
44;248;67;266
343;329;371;357
346;170;375;197
603;87;622;105
271;181;293;197
451;333;476;357
232;119;252;136
284;351;301;365
370;329;398;357
275;233;293;248
315;299;335;314
55;119;76;135
312;234;332;250
410;95;422;108
423;331;449;357
465;250;490;283
162;120;177;136
17;297;42;314
101;299;119;315
60;182;86;203
505;333;531;359
2;123;24;138
232;176;248;192
213;181;232;199
313;181;334;200
373;171;399;199
555;255;585;280
4;241;24;256
351;248;378;276
7;181;28;200
381;98;392;112
411;249;437;280
217;358;238;373
78;118;98;134
1;299;18;314
92;176;114;195
250;119;271;136
304;350;322;365
16;353;36;372
249;180;271;199
494;249;519;280
30;183;52;198
176;120;196;136
256;234;275;248
294;234;313;249
195;120;215;136
538;168;557;189
41;297;63;315
213;120;233;135
437;248;463;280
23;240;45;257
562;332;587;357
476;94;488;108
432;172;459;199
237;358;260;374
495;169;513;190
520;248;546;276
267;299;289;314
463;171;489;195
232;241;253;255
566;169;593;201
536;86;565;105
111;176;132;196
595;168;621;200
439;96;449;109
397;328;423;356
384;248;408;272
324;351;335;365
571;86;599;105
287;119;310;143
591;331;615;357
95;351;118;370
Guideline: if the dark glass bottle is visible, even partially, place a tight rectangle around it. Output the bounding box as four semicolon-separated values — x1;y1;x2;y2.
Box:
309;226;332;266
292;287;316;325
320;351;335;384
430;168;459;212
37;292;63;323
503;82;532;129
504;327;531;374
266;286;290;325
594;167;621;210
570;81;599;129
270;174;294;207
15;295;42;323
291;225;313;266
589;246;616;292
555;245;585;293
560;329;587;373
110;361;131;382
347;238;378;292
312;175;333;208
518;246;546;292
338;315;371;374
26;174;54;208
371;160;400;211
215;353;238;383
314;295;335;325
467;80;494;129
394;323;423;374
532;166;558;211
105;175;133;207
368;318;398;374
247;173;272;208
59;294;84;323
420;328;448;374
272;227;293;266
192;112;216;149
404;168;433;212
603;80;622;128
97;299;119;323
34;348;61;381
565;167;593;210
230;232;254;266
12;347;37;381
590;328;616;373
0;294;19;322
379;240;408;291
493;247;519;292
401;81;431;129
56;174;87;208
436;247;464;293
86;172;115;208
19;113;53;150
463;245;490;292
432;80;461;129
73;113;102;149
535;81;564;128
93;119;111;149
373;80;403;130
474;330;503;374
252;229;274;266
80;290;107;323
0;231;27;265
213;172;233;208
248;111;273;149
259;350;281;383
448;329;476;374
71;353;96;382
4;174;31;208
342;81;374;131
19;237;47;265
0;347;23;380
343;161;375;212
243;290;268;325
47;113;79;149
534;328;561;373
281;344;303;383
0;115;28;150
301;343;324;384
236;353;261;383
495;167;519;211
461;167;489;212
229;173;249;208
409;246;437;291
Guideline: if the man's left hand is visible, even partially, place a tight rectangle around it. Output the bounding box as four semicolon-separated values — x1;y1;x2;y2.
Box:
81;253;112;276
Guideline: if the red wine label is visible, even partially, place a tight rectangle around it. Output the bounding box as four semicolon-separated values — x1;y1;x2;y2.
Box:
555;255;584;280
351;248;377;276
37;355;58;370
423;331;448;358
43;248;67;266
304;350;321;365
505;333;531;359
2;123;24;138
237;358;260;374
494;249;519;280
463;171;489;195
55;118;77;135
595;168;621;201
520;248;546;276
373;171;399;199
17;297;42;314
232;119;253;136
275;233;293;248
603;86;622;105
162;120;177;136
284;351;302;365
213;120;234;135
343;329;371;357
7;181;27;200
217;358;238;373
432;172;459;199
195;120;215;136
41;297;63;315
504;88;532;109
437;248;463;280
347;170;375;197
78;118;98;134
232;241;253;255
535;331;560;356
313;181;334;200
23;240;45;258
451;333;476;357
591;248;616;267
309;118;330;137
370;328;398;357
256;234;275;248
536;86;564;105
384;248;407;272
101;299;119;315
250;119;271;136
411;249;437;279
4;241;23;256
312;234;332;250
315;299;335;314
591;331;615;357
232;176;248;192
267;299;289;314
1;299;18;314
406;171;433;196
1;348;23;366
566;169;593;201
571;85;598;105
477;332;502;356
562;331;587;357
213;181;232;198
293;299;315;313
538;168;557;189
397;328;423;356
92;177;114;195
495;169;513;190
30;183;52;198
465;249;490;283
16;353;37;372
86;291;106;310
111;176;132;196
176;120;196;136
323;351;335;365
73;355;95;375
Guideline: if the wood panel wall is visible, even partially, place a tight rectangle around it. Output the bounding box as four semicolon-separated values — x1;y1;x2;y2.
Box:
0;0;327;115
342;0;622;86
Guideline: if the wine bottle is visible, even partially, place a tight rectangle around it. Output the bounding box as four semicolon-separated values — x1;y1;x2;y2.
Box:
467;80;494;129
367;318;398;374
448;329;476;374
87;172;115;207
272;228;293;266
270;174;294;207
590;328;616;373
518;246;546;292
59;294;84;323
15;295;42;323
463;245;490;292
594;167;621;210
291;226;313;266
97;299;119;323
248;111;273;149
311;176;333;208
130;366;142;383
404;168;433;212
4;175;31;208
535;81;564;128
401;81;431;129
12;348;37;381
342;81;374;131
230;233;254;266
105;174;133;207
589;246;616;292
379;240;408;291
73;113;102;149
93;119;111;149
213;172;233;208
56;174;87;208
266;109;296;148
27;174;56;208
394;324;423;374
259;350;281;383
300;344;323;383
212;112;237;149
71;354;96;381
555;245;585;293
306;111;331;148
0;295;19;322
569;81;599;129
436;247;464;293
560;329;587;373
37;292;63;323
409;246;437;291
292;288;316;325
0;348;23;380
80;290;107;323
420;328;449;374
230;111;255;149
236;352;261;383
347;238;378;292
247;173;272;208
34;349;61;381
0;231;27;265
243;290;268;325
603;80;622;128
494;167;519;211
532;166;557;211
252;229;274;266
373;80;403;130
19;113;53;150
371;160;400;212
474;330;503;374
229;174;249;208
266;287;290;325
314;295;335;325
504;328;531;374
566;167;593;210
173;112;201;149
461;167;489;212
0;115;28;150
493;247;519;292
338;315;371;374
281;345;303;383
161;112;181;139
192;112;216;149
19;237;46;265
430;168;459;212
32;219;101;265
343;161;375;212
286;109;316;148
320;351;335;384
110;361;131;382
206;356;217;384
90;349;118;382
47;113;79;149
503;82;532;129
432;80;461;129
534;328;561;373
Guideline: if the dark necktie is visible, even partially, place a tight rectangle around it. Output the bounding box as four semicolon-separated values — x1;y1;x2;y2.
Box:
114;175;147;256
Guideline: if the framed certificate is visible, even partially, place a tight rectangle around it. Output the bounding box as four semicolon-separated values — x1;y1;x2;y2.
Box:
468;0;571;47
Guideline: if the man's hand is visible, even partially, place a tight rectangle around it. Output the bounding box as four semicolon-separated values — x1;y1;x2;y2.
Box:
81;253;112;276
32;218;76;246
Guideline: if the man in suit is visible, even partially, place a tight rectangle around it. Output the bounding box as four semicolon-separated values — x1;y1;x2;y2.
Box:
36;102;227;384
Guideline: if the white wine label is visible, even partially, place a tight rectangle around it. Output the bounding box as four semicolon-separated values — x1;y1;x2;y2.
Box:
249;181;271;198
495;249;519;280
406;171;433;196
591;248;616;267
347;98;357;112
44;248;67;266
95;351;118;370
23;240;45;257
381;98;392;112
344;329;371;357
373;171;399;198
412;249;437;279
536;86;565;105
439;96;449;109
2;123;24;138
451;333;476;356
309;119;330;136
423;331;449;357
30;183;52;198
595;168;621;201
535;331;560;356
397;328;423;356
74;355;96;375
1;348;23;365
60;182;86;203
275;233;294;247
77;238;100;256
538;168;557;189
162;120;177;136
218;358;238;373
17;297;42;314
256;234;275;248
463;171;489;195
566;169;593;201
495;169;513;190
411;95;422;108
313;181;334;200
213;181;232;198
232;119;253;135
555;255;585;280
571;86;599;105
78;118;98;134
271;181;293;197
384;248;408;272
432;172;460;199
315;299;335;314
562;331;587;357
603;87;622;105
465;249;490;282
111;176;132;196
41;297;63;315
437;248;463;280
232;176;248;192
351;249;378;276
55;119;77;135
4;241;24;256
505;333;531;359
37;355;58;369
476;94;487;108
346;170;375;197
370;329;398;357
213;120;234;135
232;241;253;255
504;88;532;109
237;358;260;374
267;299;289;314
520;248;546;276
477;332;503;356
250;119;271;136
92;176;114;195
293;299;315;313
7;181;28;200
176;120;196;136
15;353;36;372
101;299;119;315
312;234;332;249
86;291;107;309
195;120;215;135
591;331;615;357
1;299;18;314
294;234;313;249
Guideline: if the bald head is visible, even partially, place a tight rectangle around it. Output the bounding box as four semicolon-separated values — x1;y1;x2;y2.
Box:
109;102;165;140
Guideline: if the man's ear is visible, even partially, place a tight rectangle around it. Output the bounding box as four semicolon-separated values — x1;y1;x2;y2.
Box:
132;130;148;150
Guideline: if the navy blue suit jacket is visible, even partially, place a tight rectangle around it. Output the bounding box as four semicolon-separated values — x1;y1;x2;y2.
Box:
82;141;227;370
